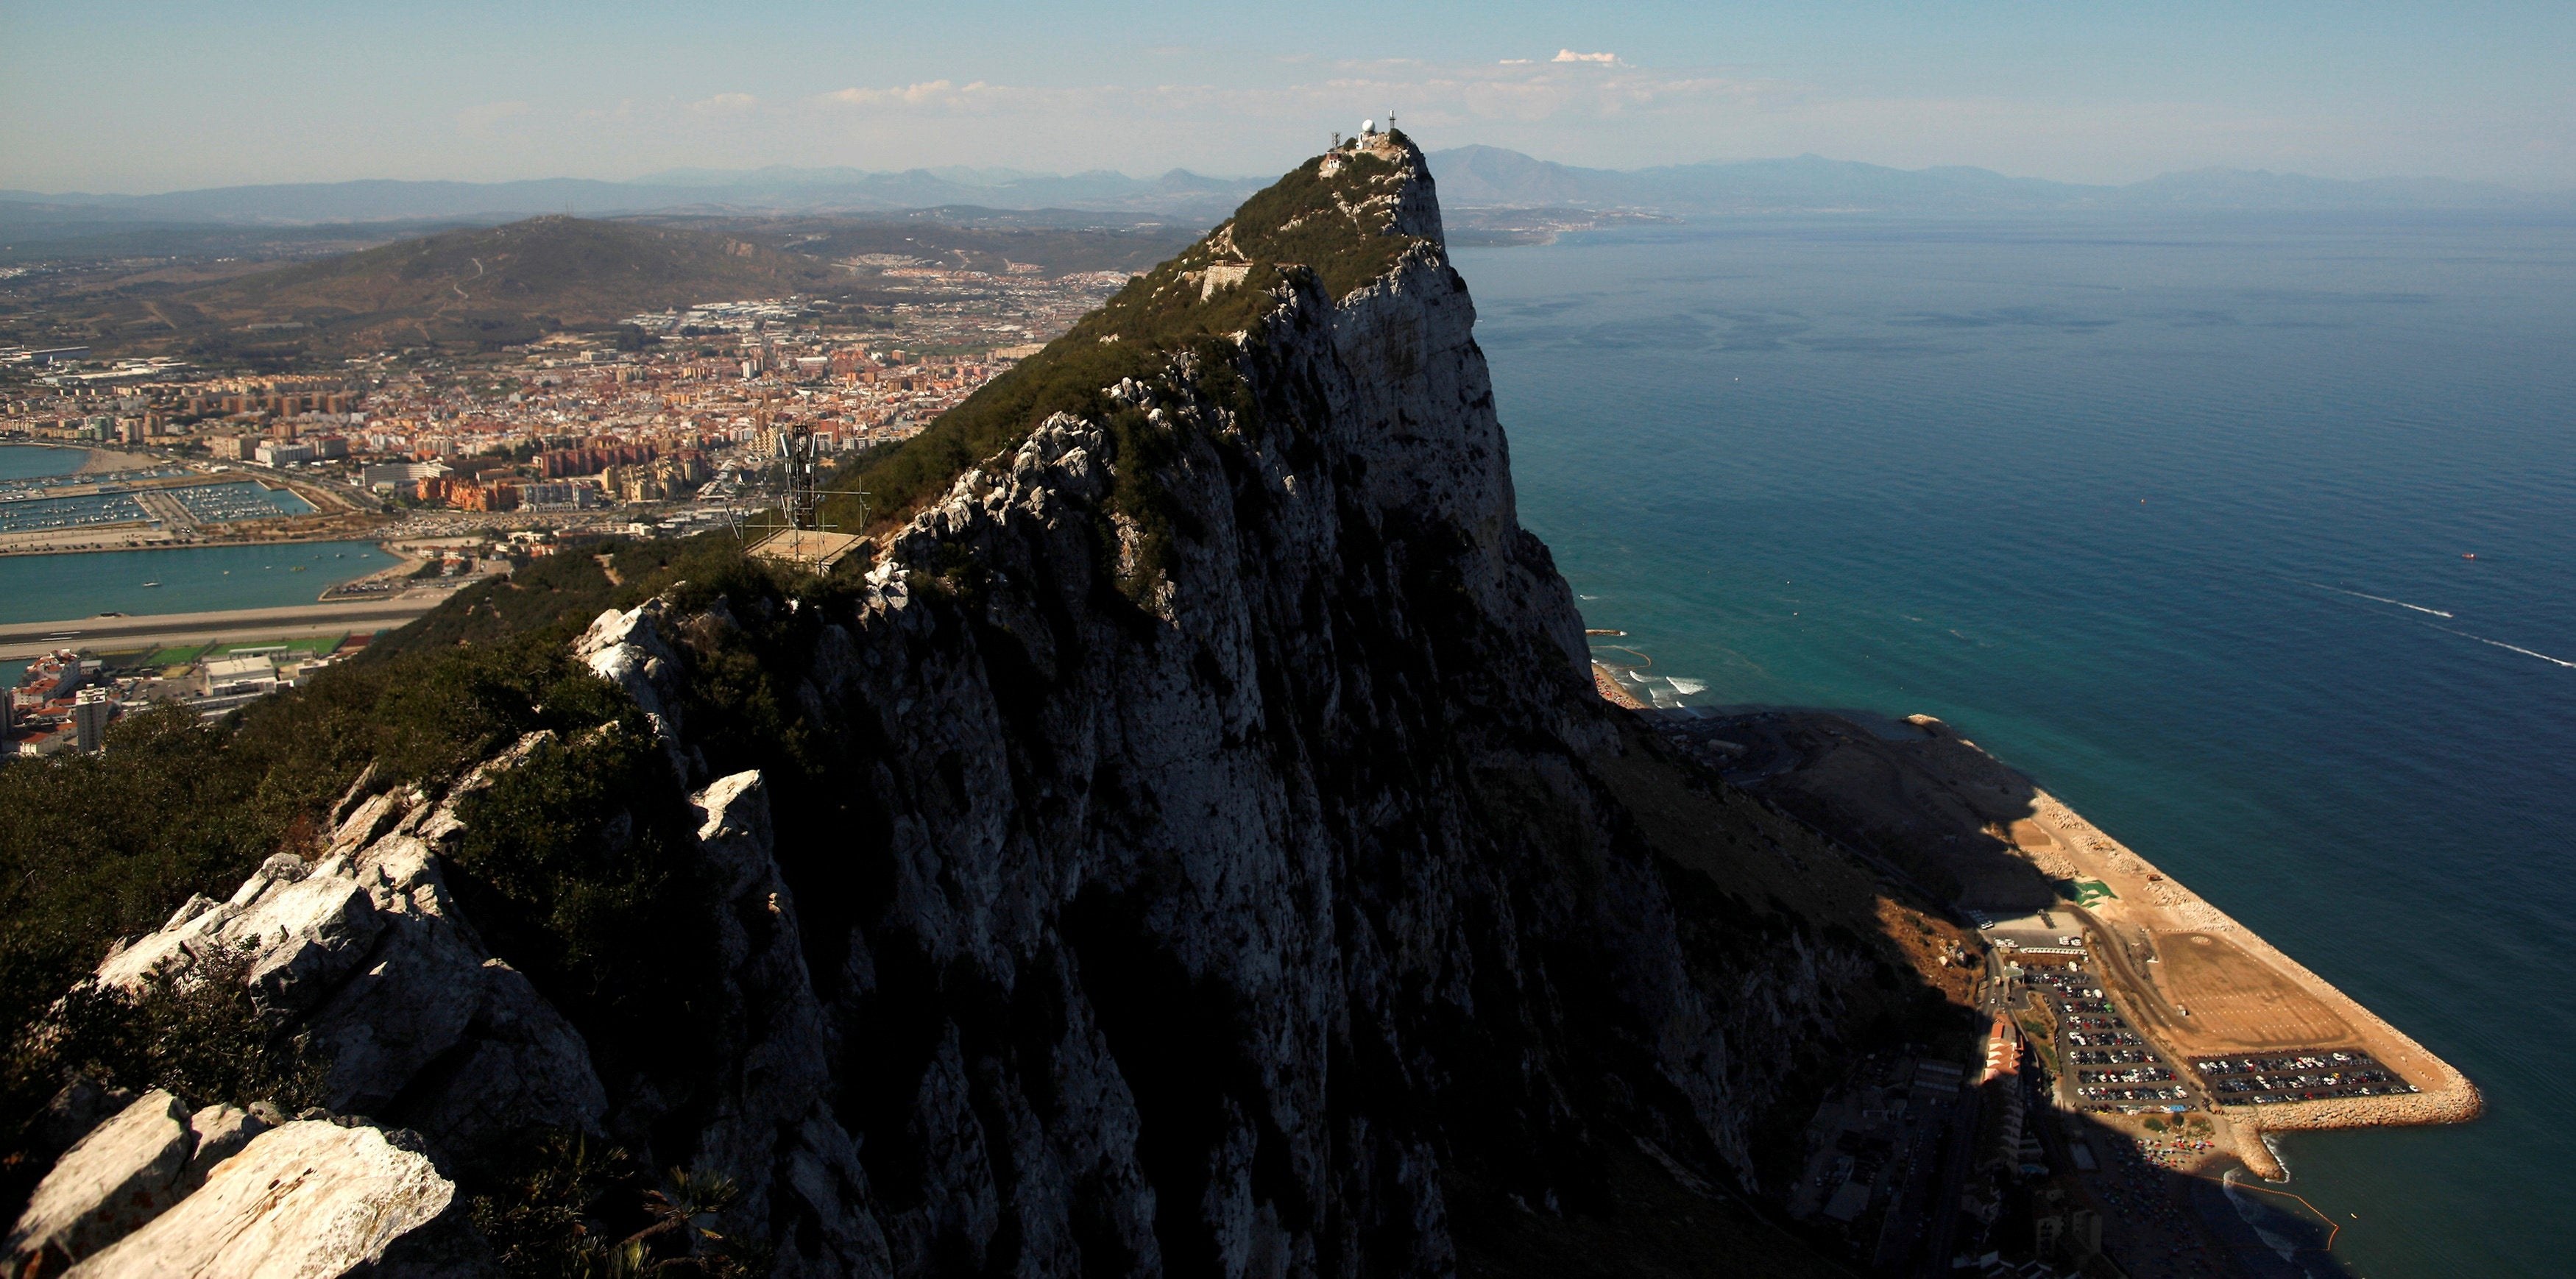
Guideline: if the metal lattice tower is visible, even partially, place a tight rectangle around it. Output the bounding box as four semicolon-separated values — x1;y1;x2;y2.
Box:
733;391;870;572
780;419;823;531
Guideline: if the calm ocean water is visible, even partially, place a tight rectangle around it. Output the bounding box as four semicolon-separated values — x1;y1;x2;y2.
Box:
1459;212;2576;1278
0;444;86;482
1;446;394;688
0;538;396;627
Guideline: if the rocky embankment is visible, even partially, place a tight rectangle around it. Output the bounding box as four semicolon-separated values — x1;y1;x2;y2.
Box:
9;134;1932;1277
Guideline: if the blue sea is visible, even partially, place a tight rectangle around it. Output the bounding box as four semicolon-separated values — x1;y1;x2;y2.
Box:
0;538;398;628
1459;211;2576;1278
2;446;394;687
0;444;86;482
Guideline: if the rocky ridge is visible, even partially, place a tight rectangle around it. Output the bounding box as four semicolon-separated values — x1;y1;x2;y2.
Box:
10;132;1942;1277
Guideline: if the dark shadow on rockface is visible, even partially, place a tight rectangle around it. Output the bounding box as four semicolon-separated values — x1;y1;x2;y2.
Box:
1633;702;2366;1279
1664;706;2064;915
1430;714;1992;1279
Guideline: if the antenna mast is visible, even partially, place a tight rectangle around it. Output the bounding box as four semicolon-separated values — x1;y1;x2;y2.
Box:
735;389;870;571
780;417;822;531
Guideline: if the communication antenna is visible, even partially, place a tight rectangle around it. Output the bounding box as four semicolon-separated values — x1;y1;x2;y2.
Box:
780;417;822;532
731;389;871;572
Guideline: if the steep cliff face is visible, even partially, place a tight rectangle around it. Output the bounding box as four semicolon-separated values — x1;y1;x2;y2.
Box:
28;134;1939;1278
643;132;1902;1275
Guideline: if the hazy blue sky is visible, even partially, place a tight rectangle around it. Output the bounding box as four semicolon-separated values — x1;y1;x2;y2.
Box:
5;0;2572;193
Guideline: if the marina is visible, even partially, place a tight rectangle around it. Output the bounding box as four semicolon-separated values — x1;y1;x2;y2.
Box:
0;471;316;536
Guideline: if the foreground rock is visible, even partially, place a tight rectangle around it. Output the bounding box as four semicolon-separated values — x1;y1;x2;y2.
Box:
7;1091;193;1271
64;1122;455;1279
88;759;606;1173
7;1090;275;1272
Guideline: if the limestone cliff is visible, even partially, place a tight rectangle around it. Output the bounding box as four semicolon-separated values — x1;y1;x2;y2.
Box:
15;134;1944;1278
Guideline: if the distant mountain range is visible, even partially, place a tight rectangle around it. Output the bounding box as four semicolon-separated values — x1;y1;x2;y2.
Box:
5;148;2568;229
0;169;1268;230
1424;146;2576;213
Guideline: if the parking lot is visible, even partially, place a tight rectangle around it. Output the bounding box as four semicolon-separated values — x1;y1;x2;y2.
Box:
2070;1049;2155;1066
2023;960;2198;1112
2191;1049;2418;1105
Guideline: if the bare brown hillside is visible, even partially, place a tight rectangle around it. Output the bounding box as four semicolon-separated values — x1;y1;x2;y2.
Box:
72;215;841;355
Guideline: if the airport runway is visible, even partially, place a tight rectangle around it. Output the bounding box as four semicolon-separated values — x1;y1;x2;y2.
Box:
0;595;447;659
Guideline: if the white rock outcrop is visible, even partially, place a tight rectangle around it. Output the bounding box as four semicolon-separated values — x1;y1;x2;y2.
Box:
180;1104;269;1185
7;1091;195;1270
87;762;605;1170
63;1121;454;1279
576;596;690;776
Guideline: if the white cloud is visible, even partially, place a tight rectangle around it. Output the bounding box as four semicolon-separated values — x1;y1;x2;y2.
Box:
315;53;2563;190
453;100;531;137
809;60;1775;132
1551;50;1620;65
819;80;994;109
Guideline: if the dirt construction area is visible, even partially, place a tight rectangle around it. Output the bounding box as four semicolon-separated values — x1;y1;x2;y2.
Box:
1699;706;2481;1169
2153;932;2354;1052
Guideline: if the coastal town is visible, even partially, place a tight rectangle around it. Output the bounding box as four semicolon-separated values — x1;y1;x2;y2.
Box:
1;263;1142;757
0;266;1133;550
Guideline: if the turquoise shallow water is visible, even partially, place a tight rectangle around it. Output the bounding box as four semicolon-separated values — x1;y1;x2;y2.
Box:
1459;212;2576;1278
0;539;397;626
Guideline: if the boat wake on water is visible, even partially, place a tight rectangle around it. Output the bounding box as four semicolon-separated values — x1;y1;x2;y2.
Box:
2426;624;2576;669
2305;582;2453;617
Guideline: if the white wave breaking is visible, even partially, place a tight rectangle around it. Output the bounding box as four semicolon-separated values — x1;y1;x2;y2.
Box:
2427;624;2576;669
2305;583;2452;618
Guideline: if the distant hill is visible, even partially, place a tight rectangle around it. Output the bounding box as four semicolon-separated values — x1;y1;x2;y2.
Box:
628;214;1197;276
10;152;2565;245
628;163;1261;214
74;216;840;355
1423;146;2574;214
0;167;1264;229
0;179;709;226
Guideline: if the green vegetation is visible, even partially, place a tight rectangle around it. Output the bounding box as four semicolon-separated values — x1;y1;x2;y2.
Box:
828;135;1429;528
206;634;342;659
1225;136;1426;300
470;1133;770;1278
444;720;721;1086
2017;1015;2059;1077
0;536;755;1161
40;943;330;1116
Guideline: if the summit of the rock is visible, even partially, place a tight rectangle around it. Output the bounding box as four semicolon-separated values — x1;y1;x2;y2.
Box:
846;130;1453;522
